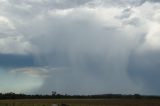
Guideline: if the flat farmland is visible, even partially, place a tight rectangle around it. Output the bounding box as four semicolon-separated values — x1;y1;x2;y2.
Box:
0;99;160;106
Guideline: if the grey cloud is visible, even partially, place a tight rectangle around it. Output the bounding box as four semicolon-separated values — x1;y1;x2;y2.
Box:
128;50;160;95
7;0;92;12
26;11;144;94
148;0;160;3
101;0;160;7
0;0;149;18
1;0;158;21
117;8;133;19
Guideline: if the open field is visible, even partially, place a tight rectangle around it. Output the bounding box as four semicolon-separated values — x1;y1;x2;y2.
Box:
0;99;160;106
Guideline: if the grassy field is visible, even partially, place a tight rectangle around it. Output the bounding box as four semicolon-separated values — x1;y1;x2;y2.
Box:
0;99;160;106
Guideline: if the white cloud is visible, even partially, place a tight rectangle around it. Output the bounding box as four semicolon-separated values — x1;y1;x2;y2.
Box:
0;15;33;55
0;36;33;54
10;67;49;78
0;16;15;30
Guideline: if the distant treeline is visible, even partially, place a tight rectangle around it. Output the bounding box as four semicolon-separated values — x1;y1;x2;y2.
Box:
0;92;160;99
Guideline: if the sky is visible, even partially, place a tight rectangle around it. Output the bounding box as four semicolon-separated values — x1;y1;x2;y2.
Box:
0;0;160;95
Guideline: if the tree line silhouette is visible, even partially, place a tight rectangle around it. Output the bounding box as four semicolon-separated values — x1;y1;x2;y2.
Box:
0;92;160;99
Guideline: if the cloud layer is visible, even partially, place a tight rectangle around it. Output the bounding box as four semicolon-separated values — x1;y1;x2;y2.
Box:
0;0;160;95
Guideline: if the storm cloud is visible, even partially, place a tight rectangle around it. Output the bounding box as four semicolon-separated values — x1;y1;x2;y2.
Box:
0;54;34;68
0;0;160;95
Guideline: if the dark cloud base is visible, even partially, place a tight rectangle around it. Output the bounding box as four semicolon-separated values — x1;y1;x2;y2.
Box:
0;54;34;68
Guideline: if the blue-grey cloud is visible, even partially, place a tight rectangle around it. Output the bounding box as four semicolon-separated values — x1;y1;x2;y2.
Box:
128;50;160;95
0;54;35;68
